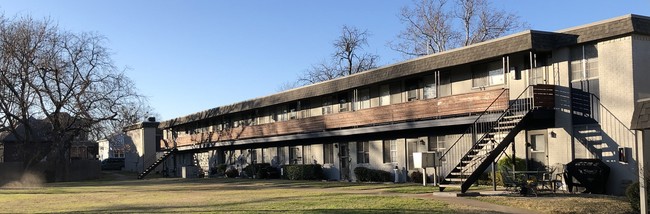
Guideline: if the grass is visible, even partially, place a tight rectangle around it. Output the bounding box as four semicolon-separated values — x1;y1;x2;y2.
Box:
0;178;461;213
0;175;634;213
474;194;634;214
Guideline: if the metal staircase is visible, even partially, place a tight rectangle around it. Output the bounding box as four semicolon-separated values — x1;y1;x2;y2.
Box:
438;85;543;193
137;148;177;179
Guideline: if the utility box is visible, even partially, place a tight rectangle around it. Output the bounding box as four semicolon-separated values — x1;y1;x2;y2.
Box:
413;152;438;168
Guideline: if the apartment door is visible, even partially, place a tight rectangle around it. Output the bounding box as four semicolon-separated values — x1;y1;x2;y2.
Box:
339;143;350;181
407;138;420;170
528;134;548;169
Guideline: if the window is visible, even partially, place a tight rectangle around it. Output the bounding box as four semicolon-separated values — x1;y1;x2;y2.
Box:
299;100;311;118
406;79;420;101
112;150;124;158
303;145;312;164
472;61;504;88
389;82;402;104
357;88;370;110
289;146;301;164
288;102;297;120
379;84;390;106
530;53;549;85
250;149;258;164
322;96;333;115
570;44;598;81
423;75;436;99
278;106;287;121
530;134;546;152
277;147;286;165
428;136;438;151
383;140;397;163
438;71;452;97
338;93;349;112
428;135;447;151
357;141;369;164
323;144;334;164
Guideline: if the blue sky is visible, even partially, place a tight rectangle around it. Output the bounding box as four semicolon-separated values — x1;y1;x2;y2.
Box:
1;1;649;120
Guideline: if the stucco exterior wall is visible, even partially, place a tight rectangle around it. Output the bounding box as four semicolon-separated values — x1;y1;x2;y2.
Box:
597;36;638;194
123;128;141;172
633;35;650;101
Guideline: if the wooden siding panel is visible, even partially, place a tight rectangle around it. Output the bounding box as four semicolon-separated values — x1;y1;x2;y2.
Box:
169;89;509;148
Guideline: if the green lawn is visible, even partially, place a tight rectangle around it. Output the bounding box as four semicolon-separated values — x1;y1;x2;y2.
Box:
0;176;633;213
0;178;460;213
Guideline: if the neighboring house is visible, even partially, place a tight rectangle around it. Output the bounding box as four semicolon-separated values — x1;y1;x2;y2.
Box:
98;134;127;161
128;14;650;195
0;117;97;163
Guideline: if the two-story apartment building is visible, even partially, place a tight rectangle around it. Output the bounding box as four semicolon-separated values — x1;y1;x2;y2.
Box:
127;14;650;195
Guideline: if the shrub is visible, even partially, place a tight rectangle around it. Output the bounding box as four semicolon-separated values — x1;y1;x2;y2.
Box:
410;171;430;183
210;164;228;177
494;157;526;186
225;167;239;178
497;157;527;171
282;164;323;180
477;172;491;185
626;180;649;213
354;167;392;182
243;163;278;179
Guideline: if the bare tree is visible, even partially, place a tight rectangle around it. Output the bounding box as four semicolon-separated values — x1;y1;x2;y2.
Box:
287;25;379;88
391;0;527;57
0;15;150;181
0;15;55;169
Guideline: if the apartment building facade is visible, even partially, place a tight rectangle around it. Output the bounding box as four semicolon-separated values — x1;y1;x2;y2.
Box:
127;15;650;195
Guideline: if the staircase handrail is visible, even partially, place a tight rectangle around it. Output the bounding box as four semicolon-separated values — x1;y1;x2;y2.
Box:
137;145;177;179
439;85;534;160
589;94;636;136
438;85;537;179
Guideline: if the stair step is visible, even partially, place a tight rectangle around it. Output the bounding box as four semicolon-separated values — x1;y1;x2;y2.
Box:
498;119;521;125
438;184;462;188
494;125;515;131
445;178;468;182
450;172;472;176
503;115;524;120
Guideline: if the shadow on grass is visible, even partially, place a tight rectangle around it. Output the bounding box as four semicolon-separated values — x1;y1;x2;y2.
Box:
78;192;457;214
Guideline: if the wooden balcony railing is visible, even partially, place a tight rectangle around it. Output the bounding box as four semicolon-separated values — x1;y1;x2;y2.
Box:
166;88;510;148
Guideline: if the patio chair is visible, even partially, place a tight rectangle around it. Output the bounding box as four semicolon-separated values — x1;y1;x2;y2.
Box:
538;166;556;191
499;167;520;193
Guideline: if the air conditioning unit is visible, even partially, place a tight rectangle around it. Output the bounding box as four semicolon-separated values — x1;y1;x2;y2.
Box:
619;147;630;163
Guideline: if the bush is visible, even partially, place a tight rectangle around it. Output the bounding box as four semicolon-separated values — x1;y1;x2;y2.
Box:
210;164;228;176
477;172;491;185
626;180;649;213
494;157;526;186
243;163;279;179
409;171;430;183
497;157;526;171
354;167;392;182
282;164;323;180
225;167;239;178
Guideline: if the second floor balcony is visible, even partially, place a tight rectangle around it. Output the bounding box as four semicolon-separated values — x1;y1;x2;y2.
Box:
166;88;519;148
